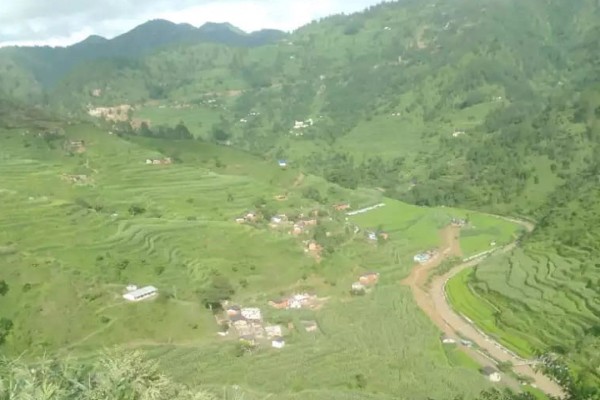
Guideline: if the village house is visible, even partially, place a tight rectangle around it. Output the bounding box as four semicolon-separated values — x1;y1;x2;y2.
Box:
290;223;304;235
333;203;351;211
451;217;468;227
226;305;241;317
359;272;380;286
481;366;502;383
238;211;258;224
301;320;319;332
268;298;289;309
441;334;456;344
414;251;435;264
145;157;172;165
241;307;262;321
351;282;366;294
265;325;283;339
367;231;378;241
278;160;288;168
272;337;285;349
64;140;86;153
123;285;158;302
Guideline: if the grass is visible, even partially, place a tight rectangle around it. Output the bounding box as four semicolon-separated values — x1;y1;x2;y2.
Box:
0;122;528;397
443;344;482;371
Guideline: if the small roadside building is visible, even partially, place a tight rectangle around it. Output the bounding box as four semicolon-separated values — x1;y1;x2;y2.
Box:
441;334;456;344
481;366;502;383
123;285;158;302
272;337;285;349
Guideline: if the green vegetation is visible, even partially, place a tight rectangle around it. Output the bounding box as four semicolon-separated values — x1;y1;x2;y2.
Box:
0;120;520;399
446;268;536;358
0;0;600;397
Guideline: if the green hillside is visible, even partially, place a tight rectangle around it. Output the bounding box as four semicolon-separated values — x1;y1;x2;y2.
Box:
0;115;529;399
1;0;600;398
0;19;285;101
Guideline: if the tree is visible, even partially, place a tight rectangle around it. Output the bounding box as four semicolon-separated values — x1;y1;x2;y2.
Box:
201;275;235;310
211;125;230;142
0;350;219;399
174;122;192;139
0;318;13;345
0;280;8;296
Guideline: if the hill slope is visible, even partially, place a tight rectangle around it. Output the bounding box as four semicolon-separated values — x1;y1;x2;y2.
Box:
0;19;286;96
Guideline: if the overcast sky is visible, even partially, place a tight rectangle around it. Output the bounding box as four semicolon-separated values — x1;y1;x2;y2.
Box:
0;0;387;47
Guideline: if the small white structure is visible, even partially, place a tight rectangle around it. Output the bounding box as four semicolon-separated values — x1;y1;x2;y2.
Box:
265;325;283;338
441;334;456;344
482;366;502;383
278;160;288;168
272;337;285;349
241;307;262;321
126;284;138;292
123;285;158;302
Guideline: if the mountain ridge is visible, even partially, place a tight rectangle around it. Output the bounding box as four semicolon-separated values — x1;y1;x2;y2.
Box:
0;19;287;90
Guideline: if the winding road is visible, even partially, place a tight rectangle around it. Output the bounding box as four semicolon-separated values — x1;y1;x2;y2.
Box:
402;219;565;398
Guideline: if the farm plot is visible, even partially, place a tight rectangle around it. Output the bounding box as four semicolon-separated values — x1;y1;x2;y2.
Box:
448;244;600;382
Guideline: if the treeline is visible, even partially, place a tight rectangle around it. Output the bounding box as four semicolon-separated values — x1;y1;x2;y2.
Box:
112;120;196;140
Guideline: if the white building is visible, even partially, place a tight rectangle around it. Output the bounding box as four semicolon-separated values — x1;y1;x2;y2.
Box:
482;367;502;383
123;286;158;302
241;307;262;321
265;325;283;338
272;337;285;349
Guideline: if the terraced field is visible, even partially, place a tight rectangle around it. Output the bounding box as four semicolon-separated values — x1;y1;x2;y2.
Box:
450;243;600;383
0;122;530;398
145;287;489;400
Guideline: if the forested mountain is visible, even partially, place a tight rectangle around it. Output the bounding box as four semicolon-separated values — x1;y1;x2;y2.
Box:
0;19;286;98
34;0;598;212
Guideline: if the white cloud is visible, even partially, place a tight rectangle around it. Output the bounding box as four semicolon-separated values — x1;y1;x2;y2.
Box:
0;0;386;47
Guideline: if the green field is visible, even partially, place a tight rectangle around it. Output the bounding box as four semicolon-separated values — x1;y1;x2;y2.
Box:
446;268;537;357
447;246;600;385
0;123;514;399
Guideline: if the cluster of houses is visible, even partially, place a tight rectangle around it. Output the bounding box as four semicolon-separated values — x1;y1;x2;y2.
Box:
290;118;315;136
351;271;380;295
145;157;172;165
224;304;286;349
88;104;132;122
450;217;468;227
268;293;320;310
239;111;261;124
366;230;389;242
413;250;437;264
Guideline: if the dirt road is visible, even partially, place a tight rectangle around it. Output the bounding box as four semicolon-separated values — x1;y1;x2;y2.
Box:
402;222;565;397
